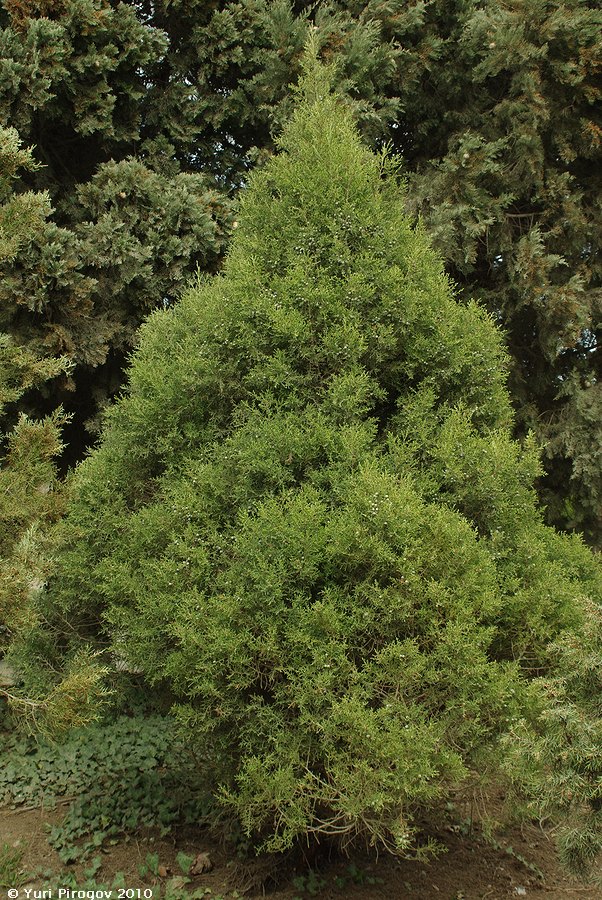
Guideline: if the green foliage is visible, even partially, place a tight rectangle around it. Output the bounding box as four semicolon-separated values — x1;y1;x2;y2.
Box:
292;869;326;897
175;853;195;877
401;0;602;541
0;843;26;888
0;382;68;653
0;157;232;373
0;125;49;262
23;855;232;900
291;862;385;896
0;0;233;445
0;129;63;423
0;135;101;734
1;647;111;736
0;131;70;655
138;852;161;879
26;67;602;870
0;713;209;862
503;601;602;878
1;0;600;537
28;868;190;900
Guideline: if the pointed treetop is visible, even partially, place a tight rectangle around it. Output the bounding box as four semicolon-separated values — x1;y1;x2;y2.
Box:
292;30;339;106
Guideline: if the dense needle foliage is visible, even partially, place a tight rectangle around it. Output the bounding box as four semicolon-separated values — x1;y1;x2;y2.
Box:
0;128;67;652
1;0;599;536
13;65;602;867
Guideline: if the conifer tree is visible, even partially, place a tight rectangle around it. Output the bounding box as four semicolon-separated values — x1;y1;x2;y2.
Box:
15;62;602;869
0;0;396;452
0;127;67;653
0;128;112;722
2;0;599;537
400;0;602;544
0;0;234;451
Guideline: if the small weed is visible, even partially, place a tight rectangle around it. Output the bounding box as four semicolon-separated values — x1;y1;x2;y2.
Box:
345;862;380;885
0;843;26;888
292;869;327;896
84;856;103;879
176;851;195;875
139;852;161;878
488;838;544;882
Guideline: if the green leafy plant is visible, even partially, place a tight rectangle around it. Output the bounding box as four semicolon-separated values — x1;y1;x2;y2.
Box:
293;863;384;897
84;857;103;880
20;848;230;899
344;862;383;886
0;714;209;862
139;852;161;879
176;852;195;876
292;870;326;897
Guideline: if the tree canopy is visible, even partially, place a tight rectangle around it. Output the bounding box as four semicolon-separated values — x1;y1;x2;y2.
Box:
0;0;600;537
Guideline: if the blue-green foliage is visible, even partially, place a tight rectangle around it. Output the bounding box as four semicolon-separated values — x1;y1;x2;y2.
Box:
18;64;602;861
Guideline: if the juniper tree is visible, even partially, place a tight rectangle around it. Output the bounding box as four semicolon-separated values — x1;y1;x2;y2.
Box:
13;64;602;868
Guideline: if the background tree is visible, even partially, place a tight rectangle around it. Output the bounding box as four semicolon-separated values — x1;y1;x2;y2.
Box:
0;0;234;456
0;126;67;653
15;64;602;870
401;0;602;544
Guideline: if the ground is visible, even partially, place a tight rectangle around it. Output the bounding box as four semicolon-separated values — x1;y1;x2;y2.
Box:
2;804;601;900
0;707;599;899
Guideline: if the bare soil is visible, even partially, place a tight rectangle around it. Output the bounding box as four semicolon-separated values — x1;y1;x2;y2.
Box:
2;805;601;900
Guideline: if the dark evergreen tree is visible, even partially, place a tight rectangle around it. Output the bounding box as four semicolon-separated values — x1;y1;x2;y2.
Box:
400;0;602;544
14;66;602;870
0;0;234;452
0;0;399;453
